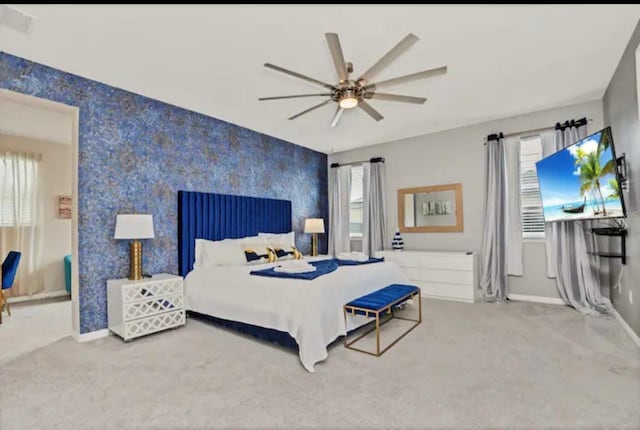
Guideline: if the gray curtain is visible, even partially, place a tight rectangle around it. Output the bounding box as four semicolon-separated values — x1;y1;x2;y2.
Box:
504;136;523;276
328;165;351;256
362;161;387;256
543;121;612;315
480;135;508;302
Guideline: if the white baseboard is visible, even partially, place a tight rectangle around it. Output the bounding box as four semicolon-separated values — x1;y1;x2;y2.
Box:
612;309;640;350
507;294;566;305
73;328;110;343
6;290;70;303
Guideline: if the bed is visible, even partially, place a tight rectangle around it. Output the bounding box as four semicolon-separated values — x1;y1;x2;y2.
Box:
178;191;408;372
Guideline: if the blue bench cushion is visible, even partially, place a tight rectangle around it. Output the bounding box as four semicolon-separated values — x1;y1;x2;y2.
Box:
346;284;419;312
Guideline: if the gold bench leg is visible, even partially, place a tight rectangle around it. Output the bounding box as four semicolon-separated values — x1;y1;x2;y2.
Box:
343;306;347;347
376;312;380;356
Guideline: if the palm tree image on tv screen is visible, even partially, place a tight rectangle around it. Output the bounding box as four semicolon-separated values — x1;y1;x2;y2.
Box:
536;127;626;222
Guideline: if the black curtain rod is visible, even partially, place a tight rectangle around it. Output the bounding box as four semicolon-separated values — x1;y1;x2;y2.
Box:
555;117;588;130
485;117;590;144
330;157;385;168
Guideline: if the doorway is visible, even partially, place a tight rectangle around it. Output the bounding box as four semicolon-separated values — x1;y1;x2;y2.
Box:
0;89;80;361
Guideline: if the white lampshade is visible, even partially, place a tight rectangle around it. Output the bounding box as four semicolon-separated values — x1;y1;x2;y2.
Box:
304;218;325;234
114;214;155;240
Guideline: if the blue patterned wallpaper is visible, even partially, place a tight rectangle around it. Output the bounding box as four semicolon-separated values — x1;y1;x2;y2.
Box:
0;52;328;334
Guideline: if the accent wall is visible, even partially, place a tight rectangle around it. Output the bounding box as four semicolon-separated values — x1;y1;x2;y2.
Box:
0;52;328;334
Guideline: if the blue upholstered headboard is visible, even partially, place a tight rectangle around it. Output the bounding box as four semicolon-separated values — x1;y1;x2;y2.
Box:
178;191;292;277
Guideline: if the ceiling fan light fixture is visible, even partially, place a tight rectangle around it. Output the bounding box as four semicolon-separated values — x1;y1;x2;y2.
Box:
339;96;358;109
260;32;447;127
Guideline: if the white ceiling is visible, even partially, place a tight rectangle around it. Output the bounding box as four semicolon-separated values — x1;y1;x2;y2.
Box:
1;5;639;154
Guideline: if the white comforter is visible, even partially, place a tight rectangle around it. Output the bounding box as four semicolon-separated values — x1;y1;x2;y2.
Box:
184;256;408;372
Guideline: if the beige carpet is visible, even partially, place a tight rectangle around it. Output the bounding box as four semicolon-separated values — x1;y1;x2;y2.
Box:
0;296;71;365
1;299;638;429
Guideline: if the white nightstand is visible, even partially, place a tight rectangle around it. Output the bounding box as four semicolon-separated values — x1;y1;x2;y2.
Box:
107;273;185;341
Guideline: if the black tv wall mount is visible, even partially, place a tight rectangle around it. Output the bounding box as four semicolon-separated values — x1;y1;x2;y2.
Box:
617;153;628;191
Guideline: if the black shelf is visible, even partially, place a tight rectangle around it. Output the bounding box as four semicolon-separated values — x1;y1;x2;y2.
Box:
591;227;626;236
590;228;627;265
588;251;624;258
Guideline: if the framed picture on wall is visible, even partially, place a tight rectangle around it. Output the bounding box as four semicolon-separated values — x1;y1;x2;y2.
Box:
57;195;72;219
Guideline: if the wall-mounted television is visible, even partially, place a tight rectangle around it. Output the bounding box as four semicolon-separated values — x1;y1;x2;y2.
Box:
535;126;626;222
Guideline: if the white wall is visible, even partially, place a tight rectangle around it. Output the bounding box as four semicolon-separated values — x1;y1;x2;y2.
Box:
0;135;72;294
330;100;605;299
0;98;73;146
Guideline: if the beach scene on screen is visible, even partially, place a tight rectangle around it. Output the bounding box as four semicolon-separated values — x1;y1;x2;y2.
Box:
536;129;624;222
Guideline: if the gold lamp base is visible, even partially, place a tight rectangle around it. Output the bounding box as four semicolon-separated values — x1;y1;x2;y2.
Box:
129;240;143;281
311;233;318;257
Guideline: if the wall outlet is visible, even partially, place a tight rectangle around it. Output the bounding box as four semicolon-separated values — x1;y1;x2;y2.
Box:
629;289;634;305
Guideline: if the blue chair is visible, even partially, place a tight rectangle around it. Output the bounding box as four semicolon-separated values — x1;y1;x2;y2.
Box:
2;251;22;317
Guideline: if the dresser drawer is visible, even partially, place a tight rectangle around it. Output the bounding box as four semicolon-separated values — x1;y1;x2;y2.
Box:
124;309;185;340
416;269;473;285
123;293;184;322
380;252;420;267
416;281;476;302
122;278;183;303
418;254;473;271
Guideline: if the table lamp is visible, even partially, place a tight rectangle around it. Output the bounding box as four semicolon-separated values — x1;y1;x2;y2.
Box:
114;214;155;280
304;218;325;257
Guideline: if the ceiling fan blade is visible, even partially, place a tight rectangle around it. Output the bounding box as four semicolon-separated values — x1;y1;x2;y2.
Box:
367;93;427;104
325;33;348;82
264;63;335;90
365;66;447;90
358;100;384;122
357;33;419;84
330;107;344;128
259;93;332;101
288;99;334;120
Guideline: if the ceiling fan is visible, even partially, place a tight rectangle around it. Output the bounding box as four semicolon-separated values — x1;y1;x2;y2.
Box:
259;33;447;128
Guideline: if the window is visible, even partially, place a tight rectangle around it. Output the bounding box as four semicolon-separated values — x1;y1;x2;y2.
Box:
520;135;545;239
349;164;364;238
0;153;39;226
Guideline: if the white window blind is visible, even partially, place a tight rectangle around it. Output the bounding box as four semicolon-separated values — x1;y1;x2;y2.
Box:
520;136;545;238
349;164;364;238
0;153;38;226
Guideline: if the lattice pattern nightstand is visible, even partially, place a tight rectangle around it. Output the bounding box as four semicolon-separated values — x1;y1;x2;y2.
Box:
107;274;185;341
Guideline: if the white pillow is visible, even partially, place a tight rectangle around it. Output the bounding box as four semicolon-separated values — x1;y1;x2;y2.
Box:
195;236;260;268
258;232;295;249
201;242;246;267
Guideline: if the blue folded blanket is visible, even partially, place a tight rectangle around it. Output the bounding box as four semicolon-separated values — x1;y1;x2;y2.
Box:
250;259;339;280
336;256;385;266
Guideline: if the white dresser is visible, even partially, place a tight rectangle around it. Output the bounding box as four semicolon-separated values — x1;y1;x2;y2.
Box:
107;273;185;341
377;250;479;303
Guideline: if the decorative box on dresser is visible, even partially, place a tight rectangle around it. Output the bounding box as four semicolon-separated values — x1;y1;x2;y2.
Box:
376;250;479;303
107;273;185;341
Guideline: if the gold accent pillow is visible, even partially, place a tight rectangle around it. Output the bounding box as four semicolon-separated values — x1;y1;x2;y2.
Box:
243;246;277;264
269;246;303;261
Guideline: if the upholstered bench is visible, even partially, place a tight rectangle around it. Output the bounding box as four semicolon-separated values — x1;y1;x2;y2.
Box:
343;284;421;356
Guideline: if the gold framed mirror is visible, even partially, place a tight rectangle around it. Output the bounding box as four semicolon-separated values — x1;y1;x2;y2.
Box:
398;183;463;233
